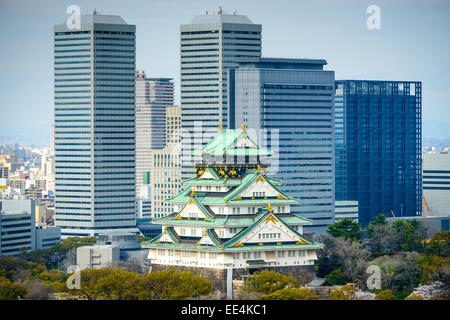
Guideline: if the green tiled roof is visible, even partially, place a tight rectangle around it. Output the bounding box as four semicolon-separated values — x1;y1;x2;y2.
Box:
142;241;323;251
223;209;318;248
153;211;311;228
191;129;272;157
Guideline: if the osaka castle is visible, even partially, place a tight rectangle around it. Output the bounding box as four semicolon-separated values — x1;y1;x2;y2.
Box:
144;125;323;279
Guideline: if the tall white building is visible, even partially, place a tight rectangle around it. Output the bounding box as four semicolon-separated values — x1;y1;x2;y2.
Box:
53;13;138;237
135;70;174;195
423;152;450;217
180;10;262;180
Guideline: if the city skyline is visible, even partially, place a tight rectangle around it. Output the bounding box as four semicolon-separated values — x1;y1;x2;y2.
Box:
1;0;450;145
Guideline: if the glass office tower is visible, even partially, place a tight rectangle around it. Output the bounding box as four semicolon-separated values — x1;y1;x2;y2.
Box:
229;58;335;235
180;11;262;179
54;14;138;237
335;80;422;225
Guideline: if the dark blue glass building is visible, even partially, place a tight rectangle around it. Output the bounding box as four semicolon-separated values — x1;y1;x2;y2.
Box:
335;80;422;225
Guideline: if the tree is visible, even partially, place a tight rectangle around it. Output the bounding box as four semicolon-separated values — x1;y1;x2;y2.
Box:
425;231;450;257
327;237;369;286
75;268;113;300
326;219;362;241
395;252;422;292
0;276;26;300
314;235;339;278
243;270;298;295
370;255;402;291
328;289;350;300
135;269;211;300
367;214;390;253
417;256;450;285
325;269;348;286
388;220;428;253
374;289;396;300
24;279;53;300
260;288;319;300
405;294;423;300
94;268;139;300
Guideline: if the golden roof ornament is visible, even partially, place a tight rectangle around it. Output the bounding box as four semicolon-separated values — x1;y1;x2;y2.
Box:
218;124;222;131
267;202;273;212
191;188;195;197
241;122;246;133
257;164;263;174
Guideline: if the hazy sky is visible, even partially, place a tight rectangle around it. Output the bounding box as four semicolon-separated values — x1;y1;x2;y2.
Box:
0;0;449;141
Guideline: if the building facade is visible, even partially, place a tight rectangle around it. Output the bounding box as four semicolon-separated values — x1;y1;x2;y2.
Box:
335;80;422;225
145;128;323;290
334;201;359;222
228;58;335;234
135;70;174;195
423;152;450;217
180;11;262;180
53;14;138;237
77;244;120;269
0;199;35;256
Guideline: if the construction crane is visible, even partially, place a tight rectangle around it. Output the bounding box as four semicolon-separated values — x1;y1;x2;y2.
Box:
422;195;432;217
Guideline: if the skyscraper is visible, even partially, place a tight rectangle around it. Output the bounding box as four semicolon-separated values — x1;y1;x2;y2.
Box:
335;80;422;225
180;10;262;179
54;13;138;237
135;70;174;195
228;58;335;235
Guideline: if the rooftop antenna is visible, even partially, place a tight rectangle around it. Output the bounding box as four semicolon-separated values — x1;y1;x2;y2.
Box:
93;8;97;15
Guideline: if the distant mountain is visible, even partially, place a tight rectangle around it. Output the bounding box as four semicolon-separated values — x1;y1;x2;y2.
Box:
423;120;450;140
0;124;50;147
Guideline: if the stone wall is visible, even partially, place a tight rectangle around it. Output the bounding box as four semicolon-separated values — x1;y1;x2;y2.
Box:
149;264;315;296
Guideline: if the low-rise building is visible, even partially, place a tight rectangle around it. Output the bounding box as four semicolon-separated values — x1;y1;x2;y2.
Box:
76;245;120;270
0;199;35;255
35;226;61;250
334;201;359;222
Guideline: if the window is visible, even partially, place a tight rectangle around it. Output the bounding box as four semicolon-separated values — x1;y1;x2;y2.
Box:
188;212;197;218
232;253;240;259
191;229;197;236
180;228;186;236
218;230;225;238
208;252;217;259
277;251;285;258
168;250;174;256
182;251;190;257
288;250;296;257
200;252;206;259
158;249;165;256
254;252;262;259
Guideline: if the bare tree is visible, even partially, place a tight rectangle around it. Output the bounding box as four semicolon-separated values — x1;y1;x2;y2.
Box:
25;280;53;300
329;237;369;287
